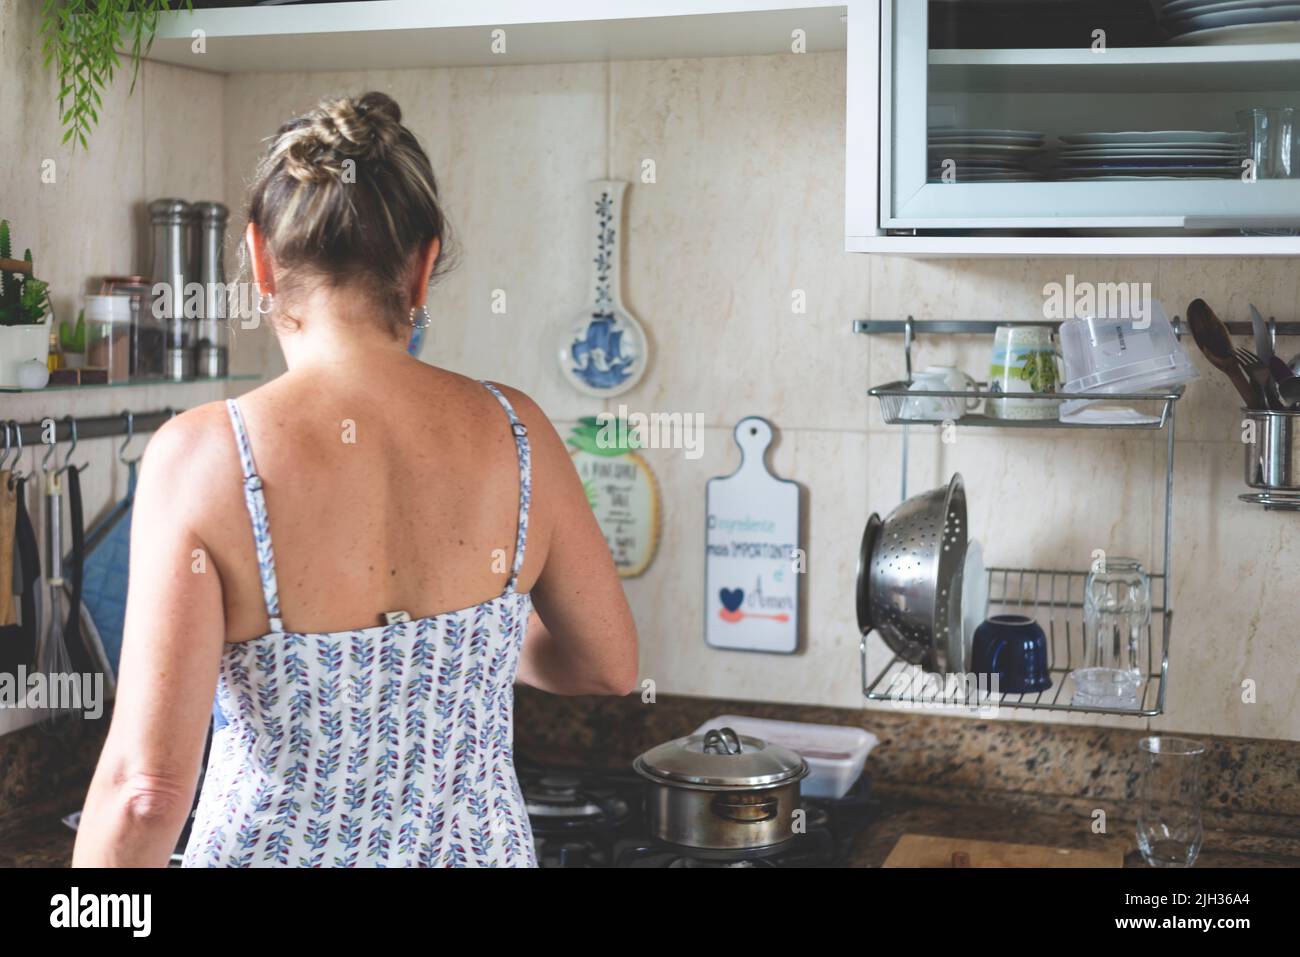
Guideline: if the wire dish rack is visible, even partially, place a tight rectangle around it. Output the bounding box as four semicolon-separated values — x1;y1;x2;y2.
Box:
855;317;1180;717
869;381;1183;430
862;566;1171;716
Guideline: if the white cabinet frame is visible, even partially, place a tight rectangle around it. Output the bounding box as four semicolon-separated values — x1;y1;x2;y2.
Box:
845;0;1300;256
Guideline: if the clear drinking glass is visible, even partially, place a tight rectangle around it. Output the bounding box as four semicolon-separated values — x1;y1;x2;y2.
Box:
1238;107;1297;180
1238;107;1298;236
1136;736;1205;868
1074;557;1150;708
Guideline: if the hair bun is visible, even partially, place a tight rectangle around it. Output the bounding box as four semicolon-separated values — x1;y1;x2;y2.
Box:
280;92;403;183
317;93;401;157
355;91;402;129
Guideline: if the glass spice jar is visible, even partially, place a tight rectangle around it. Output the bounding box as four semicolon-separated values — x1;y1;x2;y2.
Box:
84;294;133;383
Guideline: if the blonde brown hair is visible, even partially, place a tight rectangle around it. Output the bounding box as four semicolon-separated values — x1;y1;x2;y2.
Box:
247;91;450;330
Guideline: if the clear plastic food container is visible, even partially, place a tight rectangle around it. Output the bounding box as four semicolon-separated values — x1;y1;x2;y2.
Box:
1058;301;1197;417
692;715;878;799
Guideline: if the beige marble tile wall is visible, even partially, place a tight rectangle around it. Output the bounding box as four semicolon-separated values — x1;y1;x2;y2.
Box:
226;52;1299;743
0;1;229;734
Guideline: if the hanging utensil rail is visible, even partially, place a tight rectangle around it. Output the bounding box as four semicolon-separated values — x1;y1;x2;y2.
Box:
3;408;177;449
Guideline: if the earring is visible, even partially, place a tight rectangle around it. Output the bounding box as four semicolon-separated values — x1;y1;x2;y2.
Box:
409;304;431;329
256;291;275;315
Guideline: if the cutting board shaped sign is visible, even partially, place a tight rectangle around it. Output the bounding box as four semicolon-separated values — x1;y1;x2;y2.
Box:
705;417;801;654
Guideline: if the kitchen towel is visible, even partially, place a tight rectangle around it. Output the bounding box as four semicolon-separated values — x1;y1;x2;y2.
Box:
78;469;135;680
0;476;40;673
0;473;15;626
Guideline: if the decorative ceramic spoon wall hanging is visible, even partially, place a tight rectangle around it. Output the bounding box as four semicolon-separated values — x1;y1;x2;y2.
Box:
705;417;801;654
567;417;660;578
559;180;648;397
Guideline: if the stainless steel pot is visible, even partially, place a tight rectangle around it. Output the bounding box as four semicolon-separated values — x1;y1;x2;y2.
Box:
1244;410;1300;491
633;727;808;856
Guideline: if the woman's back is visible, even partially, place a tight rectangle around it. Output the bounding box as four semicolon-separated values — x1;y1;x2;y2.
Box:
73;92;636;868
183;363;543;867
199;361;548;643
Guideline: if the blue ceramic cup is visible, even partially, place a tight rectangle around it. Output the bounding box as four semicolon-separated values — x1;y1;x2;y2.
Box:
970;615;1052;694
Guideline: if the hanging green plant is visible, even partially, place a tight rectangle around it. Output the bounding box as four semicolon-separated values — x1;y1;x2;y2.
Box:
39;0;193;151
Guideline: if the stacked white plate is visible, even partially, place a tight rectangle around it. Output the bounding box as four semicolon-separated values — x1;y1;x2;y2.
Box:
1055;130;1244;180
928;128;1046;183
1158;0;1300;44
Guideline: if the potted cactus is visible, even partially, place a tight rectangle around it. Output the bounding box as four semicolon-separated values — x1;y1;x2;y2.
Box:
0;220;54;387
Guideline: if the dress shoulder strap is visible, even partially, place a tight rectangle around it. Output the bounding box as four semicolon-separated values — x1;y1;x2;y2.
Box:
480;382;532;592
225;399;283;632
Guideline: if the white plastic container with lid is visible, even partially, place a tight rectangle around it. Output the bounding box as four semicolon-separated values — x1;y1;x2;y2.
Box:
1058;301;1198;419
691;715;878;799
84;294;133;383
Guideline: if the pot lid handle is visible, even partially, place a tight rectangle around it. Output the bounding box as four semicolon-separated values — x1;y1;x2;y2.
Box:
701;727;742;755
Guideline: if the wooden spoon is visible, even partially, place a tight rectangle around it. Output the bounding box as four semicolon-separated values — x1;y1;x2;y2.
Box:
1186;299;1262;408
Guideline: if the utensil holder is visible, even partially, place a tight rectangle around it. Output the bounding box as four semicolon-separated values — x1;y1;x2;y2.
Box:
1243;410;1300;492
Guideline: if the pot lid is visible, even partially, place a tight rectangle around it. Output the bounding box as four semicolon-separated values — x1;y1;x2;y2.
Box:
634;726;808;788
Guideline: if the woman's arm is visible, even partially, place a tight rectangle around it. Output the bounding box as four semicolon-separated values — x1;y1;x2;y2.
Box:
504;390;638;697
73;413;227;867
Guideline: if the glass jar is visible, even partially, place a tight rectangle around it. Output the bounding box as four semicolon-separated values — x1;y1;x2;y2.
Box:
83;294;132;383
1074;556;1150;708
101;276;164;380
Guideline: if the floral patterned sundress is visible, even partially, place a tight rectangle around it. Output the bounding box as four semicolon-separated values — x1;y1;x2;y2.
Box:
183;383;537;867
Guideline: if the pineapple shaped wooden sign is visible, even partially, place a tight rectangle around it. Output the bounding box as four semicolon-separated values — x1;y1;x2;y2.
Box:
567;417;659;578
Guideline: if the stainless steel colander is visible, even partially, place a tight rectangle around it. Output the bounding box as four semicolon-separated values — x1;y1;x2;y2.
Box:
855;474;967;673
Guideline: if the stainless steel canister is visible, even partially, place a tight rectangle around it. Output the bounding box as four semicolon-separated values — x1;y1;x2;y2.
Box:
148;198;195;381
193;201;229;378
1243;410;1300;491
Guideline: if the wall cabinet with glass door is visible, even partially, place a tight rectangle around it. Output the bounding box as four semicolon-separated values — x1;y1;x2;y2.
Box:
845;0;1300;256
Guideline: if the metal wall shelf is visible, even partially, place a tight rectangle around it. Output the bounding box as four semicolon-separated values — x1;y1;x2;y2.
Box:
852;316;1300;338
869;380;1182;430
856;316;1177;717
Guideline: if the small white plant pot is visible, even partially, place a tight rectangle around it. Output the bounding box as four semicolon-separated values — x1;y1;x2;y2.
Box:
0;318;52;387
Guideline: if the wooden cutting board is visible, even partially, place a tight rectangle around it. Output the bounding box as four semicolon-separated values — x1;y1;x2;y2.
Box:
883;833;1123;868
704;417;801;654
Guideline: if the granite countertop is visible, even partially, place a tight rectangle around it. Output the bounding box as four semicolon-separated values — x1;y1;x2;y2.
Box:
512;688;1300;868
0;799;81;868
5;689;1299;868
0;716;106;868
6;764;1299;869
849;784;1300;868
7;777;1298;868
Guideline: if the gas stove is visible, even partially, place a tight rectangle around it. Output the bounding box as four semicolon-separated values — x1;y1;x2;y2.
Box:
519;764;873;868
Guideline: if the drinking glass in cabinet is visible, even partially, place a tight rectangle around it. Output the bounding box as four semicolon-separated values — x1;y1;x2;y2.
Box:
1237;107;1299;235
1238;107;1298;180
1136;736;1205;869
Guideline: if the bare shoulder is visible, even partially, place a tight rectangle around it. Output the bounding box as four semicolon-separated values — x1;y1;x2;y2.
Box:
136;401;241;509
481;380;566;456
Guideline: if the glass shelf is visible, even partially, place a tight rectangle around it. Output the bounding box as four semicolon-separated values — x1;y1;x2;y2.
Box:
1;374;260;394
929;44;1300;94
